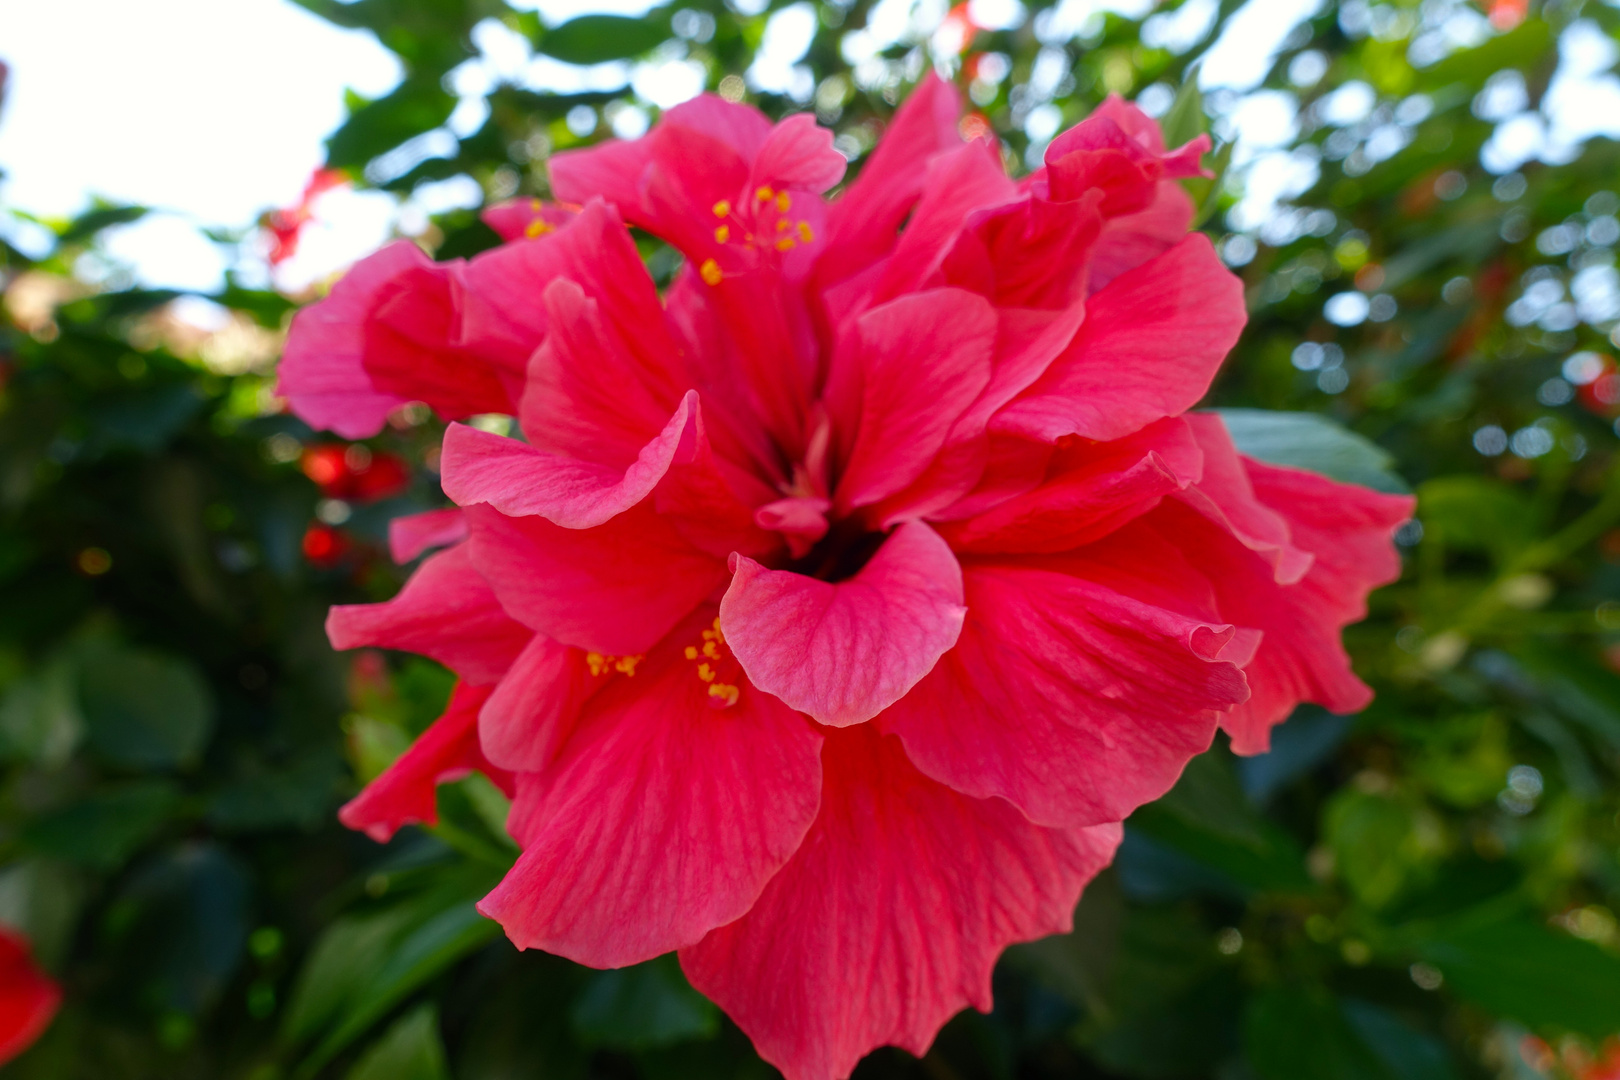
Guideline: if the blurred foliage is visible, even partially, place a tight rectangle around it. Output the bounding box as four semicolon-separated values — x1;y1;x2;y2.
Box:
5;0;1620;1076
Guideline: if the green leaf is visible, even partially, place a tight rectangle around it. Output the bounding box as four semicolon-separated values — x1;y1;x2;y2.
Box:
346;1005;449;1080
537;11;673;64
1416;918;1620;1037
23;780;182;870
1323;789;1432;909
325;76;457;171
0;655;84;767
301;893;502;1075
56;205;149;245
1245;986;1390;1080
78;645;214;770
1416;476;1533;566
1215;409;1409;494
571;954;719;1050
1159;75;1206;151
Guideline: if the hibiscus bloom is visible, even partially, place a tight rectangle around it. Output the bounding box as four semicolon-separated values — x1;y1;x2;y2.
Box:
0;927;60;1066
285;77;1412;1080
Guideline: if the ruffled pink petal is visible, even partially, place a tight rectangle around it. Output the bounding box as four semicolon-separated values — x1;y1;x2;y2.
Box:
363;260;521;419
873;140;1019;302
547;136;655;218
443;392;700;529
480;197;576;242
338;681;515;842
476;635;596;773
878;562;1248;828
942;417;1202;554
511;202;692;466
833;288;996;512
465;502;728;656
388;507;467;564
993;234;1245;444
721;522;966;727
1215;460;1412;752
750;113;847;194
817;74;963;288
326;543;530;685
276;241;419;438
479;624;823;967
1178;412;1314;585
681;725;1122;1080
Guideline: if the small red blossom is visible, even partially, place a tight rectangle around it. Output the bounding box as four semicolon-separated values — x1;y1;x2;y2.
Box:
301;522;350;568
280;79;1411;1080
300;444;409;502
0;927;60;1066
264;168;347;266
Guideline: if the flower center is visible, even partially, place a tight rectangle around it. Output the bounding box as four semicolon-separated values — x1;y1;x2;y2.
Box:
790;515;888;584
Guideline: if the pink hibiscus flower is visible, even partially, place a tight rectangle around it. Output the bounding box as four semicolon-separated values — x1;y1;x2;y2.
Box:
283;77;1413;1080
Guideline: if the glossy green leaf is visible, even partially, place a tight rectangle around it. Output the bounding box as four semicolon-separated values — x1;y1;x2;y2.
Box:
1215;409;1409;494
347;1005;450;1080
537;11;673;64
78;645;214;770
571;954;719;1050
23;780;182;870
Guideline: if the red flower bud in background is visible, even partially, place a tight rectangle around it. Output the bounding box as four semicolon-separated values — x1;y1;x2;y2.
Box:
299;443;409;503
0;927;60;1067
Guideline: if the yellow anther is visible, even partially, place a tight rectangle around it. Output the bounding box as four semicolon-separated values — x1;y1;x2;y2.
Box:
775;237;797;251
715;225;730;243
700;259;723;286
697;663;715;682
775;191;791;212
702;641;720;659
713;199;731;217
685;646;699;660
776;219;789;232
712;617;725;640
586;652;608;677
798;221;814;243
530;198;542;210
755;185;773;202
613;655;643;676
708;682;740;707
525;218;552;238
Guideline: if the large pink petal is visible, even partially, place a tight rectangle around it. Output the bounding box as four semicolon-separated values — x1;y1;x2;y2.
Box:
878;563;1247;828
751;113;847;193
873;140;1019;302
362;260;523;417
465;502;727;656
1215;461;1411;752
1088;181;1196;294
275;241;419;438
477;635;596;773
1177;412;1314;585
512;203;691;466
326;543;530;685
721;521;966;727
442;392;700;529
817;74;963;288
941;417;1202;554
833;288;996;511
388;507;466;564
681;726;1122;1080
993;234;1245;444
479;624;823;967
339;681;515;843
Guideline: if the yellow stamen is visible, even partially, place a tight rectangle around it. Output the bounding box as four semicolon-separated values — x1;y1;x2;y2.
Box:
713;199;731;217
715;224;730;243
775;191;791;212
586;652;608;677
697;663;715;682
798;221;814;243
613;655;643;676
530;198;542;210
700;259;723;285
708;682;740;707
775;237;797;251
525;218;551;238
755;185;773;202
776;219;789;232
684;646;699;660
